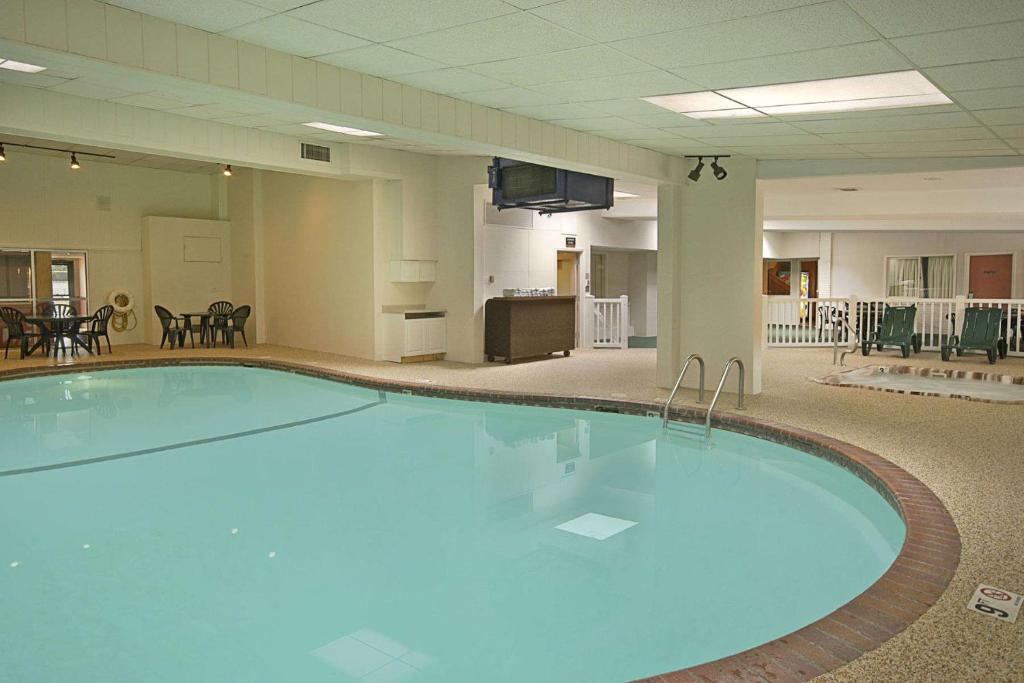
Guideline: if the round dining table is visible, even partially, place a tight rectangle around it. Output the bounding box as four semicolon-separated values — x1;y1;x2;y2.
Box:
24;315;95;358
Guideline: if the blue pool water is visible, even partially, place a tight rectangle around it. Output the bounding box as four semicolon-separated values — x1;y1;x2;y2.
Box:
0;366;904;682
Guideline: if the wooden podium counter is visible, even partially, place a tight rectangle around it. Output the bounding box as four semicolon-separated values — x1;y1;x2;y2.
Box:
485;296;576;364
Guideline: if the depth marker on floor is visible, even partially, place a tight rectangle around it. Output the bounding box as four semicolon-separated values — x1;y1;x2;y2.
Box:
967;584;1022;623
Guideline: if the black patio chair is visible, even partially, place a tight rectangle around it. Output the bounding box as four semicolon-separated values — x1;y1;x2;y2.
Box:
154;305;186;349
41;302;75;317
208;301;233;347
1;307;45;359
83;304;114;355
39;302;82;356
223;305;251;348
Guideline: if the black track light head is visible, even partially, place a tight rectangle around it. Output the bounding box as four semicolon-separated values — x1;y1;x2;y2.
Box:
687;156;704;182
0;143;5;162
711;156;727;180
69;152;80;170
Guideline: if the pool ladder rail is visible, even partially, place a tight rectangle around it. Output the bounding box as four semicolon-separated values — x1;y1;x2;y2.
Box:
663;355;745;440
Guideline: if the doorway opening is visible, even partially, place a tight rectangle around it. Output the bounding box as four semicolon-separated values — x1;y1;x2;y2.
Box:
557;250;582;344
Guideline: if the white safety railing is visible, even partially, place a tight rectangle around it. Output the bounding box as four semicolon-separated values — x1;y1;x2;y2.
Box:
582;295;629;349
764;295;1024;356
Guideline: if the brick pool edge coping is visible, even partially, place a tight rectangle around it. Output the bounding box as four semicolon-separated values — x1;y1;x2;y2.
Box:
0;356;962;683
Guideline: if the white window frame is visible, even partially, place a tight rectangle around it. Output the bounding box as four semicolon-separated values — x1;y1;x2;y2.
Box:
883;253;956;299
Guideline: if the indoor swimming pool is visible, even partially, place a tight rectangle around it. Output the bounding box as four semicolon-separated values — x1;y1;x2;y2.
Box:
0;365;906;682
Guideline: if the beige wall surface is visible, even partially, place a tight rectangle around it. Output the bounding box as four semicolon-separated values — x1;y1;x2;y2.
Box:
260;170;376;359
142;217;233;344
0;153;218;344
765;230;1024;298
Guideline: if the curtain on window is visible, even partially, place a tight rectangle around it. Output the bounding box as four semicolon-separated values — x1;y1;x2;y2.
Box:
887;257;923;297
925;255;955;298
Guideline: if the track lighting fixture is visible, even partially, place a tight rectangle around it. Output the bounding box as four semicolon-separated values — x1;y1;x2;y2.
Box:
685;155;730;182
0;143;5;161
222;164;233;177
711;156;727;180
0;141;115;167
70;152;80;170
687;157;704;182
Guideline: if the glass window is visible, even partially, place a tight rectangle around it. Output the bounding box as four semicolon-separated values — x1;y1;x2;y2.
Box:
886;255;954;298
0;250;32;299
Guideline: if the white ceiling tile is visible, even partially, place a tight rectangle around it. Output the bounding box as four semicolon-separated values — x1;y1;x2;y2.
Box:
626;112;711;127
992;125;1024;138
726;143;854;154
548;116;639;131
595;127;680;140
49;79;137;100
530;71;702;102
820;127;997;144
504;102;604;120
865;149;1019;157
845;0;1024;38
457;87;559;108
926;58;1024;92
533;0;819;42
794;111;978;133
106;0;272;33
584;98;674;116
953;87;1024;111
111;92;190;109
846;140;1013;154
610;2;877;68
243;0;312;10
504;0;561;7
290;0;516;42
0;70;71;88
465;45;652;86
889;21;1024;67
694;133;831;146
216;113;290;127
973;108;1024;125
672;42;911;90
666;122;802;137
385;13;591;66
775;103;962;122
168;103;246;119
225;15;368;58
390;68;511;95
316;45;444;77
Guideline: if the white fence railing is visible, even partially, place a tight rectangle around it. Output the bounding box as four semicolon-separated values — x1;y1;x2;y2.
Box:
764;295;1024;356
582;295;629;349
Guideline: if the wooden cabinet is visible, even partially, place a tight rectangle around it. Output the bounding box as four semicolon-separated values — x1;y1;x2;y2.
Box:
390;260;437;282
485;296;576;364
382;310;446;362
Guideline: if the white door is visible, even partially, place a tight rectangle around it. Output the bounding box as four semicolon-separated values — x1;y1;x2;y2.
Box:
404;319;426;355
424;318;446;353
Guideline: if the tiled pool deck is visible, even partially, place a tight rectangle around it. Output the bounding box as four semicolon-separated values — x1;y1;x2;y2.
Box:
2;344;1021;682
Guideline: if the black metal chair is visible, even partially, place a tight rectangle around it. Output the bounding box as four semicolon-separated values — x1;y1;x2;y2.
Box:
223;305;251;348
208;301;233;347
1;307;44;359
154;305;185;349
83;305;114;355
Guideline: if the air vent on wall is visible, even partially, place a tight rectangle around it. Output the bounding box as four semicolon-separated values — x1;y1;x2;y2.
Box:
300;142;331;162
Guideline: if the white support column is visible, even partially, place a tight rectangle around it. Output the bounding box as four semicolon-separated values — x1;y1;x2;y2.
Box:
656;159;763;394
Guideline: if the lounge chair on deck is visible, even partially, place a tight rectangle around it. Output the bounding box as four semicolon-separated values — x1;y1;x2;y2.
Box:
862;304;920;358
941;307;1007;364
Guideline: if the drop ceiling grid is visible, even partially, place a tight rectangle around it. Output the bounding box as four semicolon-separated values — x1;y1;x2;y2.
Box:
38;2;1024;158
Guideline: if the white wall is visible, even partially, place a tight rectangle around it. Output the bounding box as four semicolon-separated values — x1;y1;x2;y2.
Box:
0;153;218;344
765;230;1024;298
141;217;232;344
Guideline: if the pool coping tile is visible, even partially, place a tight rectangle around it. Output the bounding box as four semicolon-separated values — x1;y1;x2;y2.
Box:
0;356;962;683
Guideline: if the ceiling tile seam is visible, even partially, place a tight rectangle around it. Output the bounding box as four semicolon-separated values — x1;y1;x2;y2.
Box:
837;0;1013;154
288;2;522;45
219;14;369;58
526;0;841;45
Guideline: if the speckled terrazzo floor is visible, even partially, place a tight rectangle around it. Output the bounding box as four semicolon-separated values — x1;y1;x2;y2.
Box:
2;343;1022;682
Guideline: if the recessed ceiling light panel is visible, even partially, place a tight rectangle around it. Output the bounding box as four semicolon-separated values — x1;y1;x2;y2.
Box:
642;70;950;119
0;59;47;73
304;122;382;137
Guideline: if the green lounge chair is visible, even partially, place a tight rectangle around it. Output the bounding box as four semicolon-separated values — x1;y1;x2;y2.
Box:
862;304;921;358
941;307;1007;364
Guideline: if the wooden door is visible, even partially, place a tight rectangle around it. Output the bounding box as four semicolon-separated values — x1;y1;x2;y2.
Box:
969;254;1013;298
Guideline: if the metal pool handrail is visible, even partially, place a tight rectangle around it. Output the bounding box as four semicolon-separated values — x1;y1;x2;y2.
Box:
705;357;745;440
662;353;705;428
839;320;861;366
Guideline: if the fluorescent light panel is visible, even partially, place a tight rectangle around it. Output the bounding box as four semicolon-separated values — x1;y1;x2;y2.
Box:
304;122;382;137
613;190;639;198
0;59;47;73
643;71;950;119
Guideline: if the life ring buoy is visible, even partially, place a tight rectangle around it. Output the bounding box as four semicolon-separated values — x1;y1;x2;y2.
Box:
107;289;138;333
108;289;134;314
